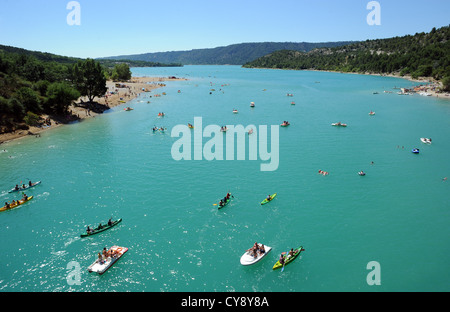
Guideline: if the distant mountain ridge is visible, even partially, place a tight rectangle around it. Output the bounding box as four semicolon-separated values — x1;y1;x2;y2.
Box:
243;26;450;85
100;41;357;65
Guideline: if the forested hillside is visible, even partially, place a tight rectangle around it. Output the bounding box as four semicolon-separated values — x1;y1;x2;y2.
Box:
243;26;450;90
101;41;357;65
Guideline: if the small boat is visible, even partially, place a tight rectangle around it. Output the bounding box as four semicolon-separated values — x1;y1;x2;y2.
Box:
280;122;290;127
412;148;420;154
124;107;133;111
250;102;255;107
188;124;194;129
248;129;253;135
8;181;41;193
358;171;366;176
291;102;295;105
218;194;232;210
261;193;277;205
272;246;304;270
0;196;33;212
88;246;128;275
240;243;272;266
331;122;347;127
80;219;122;238
233;109;238;114
220;127;228;132
369;111;375;116
420;138;432;144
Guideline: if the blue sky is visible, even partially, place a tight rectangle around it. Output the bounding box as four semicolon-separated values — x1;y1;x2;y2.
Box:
0;0;449;58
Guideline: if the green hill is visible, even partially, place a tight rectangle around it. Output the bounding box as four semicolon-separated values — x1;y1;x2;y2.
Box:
100;41;357;65
243;26;450;87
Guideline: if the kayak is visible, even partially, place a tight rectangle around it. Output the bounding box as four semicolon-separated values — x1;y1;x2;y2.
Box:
240;243;272;266
81;219;122;238
261;193;277;205
218;195;232;210
0;196;33;212
272;246;304;270
358;171;366;176
280;123;290;127
8;181;41;193
88;246;128;275
331;123;347;127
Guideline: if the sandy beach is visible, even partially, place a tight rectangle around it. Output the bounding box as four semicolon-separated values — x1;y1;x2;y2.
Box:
0;76;186;144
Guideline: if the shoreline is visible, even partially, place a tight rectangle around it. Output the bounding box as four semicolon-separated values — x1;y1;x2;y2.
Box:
249;66;450;99
0;76;186;145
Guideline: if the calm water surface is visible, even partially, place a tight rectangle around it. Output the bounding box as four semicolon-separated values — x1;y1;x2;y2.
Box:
1;65;449;292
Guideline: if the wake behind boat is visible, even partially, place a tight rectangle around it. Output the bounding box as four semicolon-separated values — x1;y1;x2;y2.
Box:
88;245;128;275
240;243;272;266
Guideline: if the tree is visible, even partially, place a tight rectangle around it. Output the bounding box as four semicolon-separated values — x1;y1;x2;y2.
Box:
113;63;132;81
442;76;450;92
45;82;80;115
23;111;41;126
15;87;42;114
72;58;107;103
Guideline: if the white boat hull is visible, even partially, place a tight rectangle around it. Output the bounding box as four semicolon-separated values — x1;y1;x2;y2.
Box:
88;246;128;274
240;244;272;266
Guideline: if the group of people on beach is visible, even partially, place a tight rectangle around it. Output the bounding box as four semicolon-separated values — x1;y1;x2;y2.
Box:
247;242;266;259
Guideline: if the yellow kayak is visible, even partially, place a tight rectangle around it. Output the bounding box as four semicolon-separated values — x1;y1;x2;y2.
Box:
0;196;34;212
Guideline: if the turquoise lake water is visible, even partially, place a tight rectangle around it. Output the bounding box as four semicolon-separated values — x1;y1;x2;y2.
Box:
1;65;449;292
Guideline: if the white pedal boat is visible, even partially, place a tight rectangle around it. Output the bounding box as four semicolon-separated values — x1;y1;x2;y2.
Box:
240;243;272;266
88;246;128;275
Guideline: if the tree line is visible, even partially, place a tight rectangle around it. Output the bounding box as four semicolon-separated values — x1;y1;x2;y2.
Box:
243;26;450;91
0;48;135;133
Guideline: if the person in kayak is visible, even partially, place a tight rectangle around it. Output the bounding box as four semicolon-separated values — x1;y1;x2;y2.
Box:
28;181;33;186
22;193;28;201
108;218;113;226
4;202;10;209
218;199;224;207
279;253;285;265
266;194;272;201
288;248;296;258
14;184;19;191
226;193;231;199
86;225;92;234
